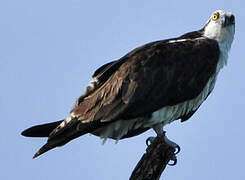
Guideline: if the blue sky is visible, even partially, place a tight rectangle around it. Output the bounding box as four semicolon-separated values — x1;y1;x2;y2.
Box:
1;0;244;179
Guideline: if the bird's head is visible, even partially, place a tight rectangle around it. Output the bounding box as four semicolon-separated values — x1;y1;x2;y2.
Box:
203;10;235;50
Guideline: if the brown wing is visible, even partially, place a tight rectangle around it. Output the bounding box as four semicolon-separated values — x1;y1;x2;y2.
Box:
75;59;127;105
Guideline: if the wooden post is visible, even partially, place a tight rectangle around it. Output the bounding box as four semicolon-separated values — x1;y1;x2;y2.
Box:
130;135;175;180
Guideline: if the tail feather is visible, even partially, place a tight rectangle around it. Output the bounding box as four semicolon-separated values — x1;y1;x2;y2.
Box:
23;119;106;158
33;143;53;159
21;120;63;137
32;121;94;158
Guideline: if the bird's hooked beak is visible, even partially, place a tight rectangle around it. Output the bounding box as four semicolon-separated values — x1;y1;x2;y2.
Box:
224;14;235;27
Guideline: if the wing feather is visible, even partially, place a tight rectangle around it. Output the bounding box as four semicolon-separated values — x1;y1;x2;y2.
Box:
72;38;220;124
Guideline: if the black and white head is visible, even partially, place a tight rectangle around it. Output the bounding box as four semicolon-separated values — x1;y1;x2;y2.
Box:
203;10;235;51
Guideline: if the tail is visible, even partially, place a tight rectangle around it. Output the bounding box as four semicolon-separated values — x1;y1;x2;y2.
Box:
22;119;105;159
21;120;63;137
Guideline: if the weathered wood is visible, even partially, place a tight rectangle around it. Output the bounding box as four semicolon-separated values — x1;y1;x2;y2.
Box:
130;135;175;180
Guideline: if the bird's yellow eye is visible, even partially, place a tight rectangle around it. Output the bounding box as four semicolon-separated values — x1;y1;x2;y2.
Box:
212;13;219;21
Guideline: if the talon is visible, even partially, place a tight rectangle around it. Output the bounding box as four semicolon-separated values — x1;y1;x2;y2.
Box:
163;135;181;154
146;137;155;146
174;145;181;155
168;154;177;166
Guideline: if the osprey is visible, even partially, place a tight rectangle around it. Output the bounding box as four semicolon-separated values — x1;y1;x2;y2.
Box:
22;10;235;161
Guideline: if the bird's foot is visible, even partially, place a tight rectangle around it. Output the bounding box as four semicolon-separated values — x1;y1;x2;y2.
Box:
164;135;180;166
145;133;181;166
164;135;181;155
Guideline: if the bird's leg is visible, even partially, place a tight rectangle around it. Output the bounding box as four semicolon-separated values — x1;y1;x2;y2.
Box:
145;123;164;146
145;124;181;166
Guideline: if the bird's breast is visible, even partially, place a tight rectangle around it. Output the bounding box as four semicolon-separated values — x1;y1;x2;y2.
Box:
149;74;217;127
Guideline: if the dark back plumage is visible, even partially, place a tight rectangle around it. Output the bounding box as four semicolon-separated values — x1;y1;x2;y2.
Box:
71;35;220;123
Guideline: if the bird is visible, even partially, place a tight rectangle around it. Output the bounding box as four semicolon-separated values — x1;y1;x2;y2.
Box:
22;10;235;162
